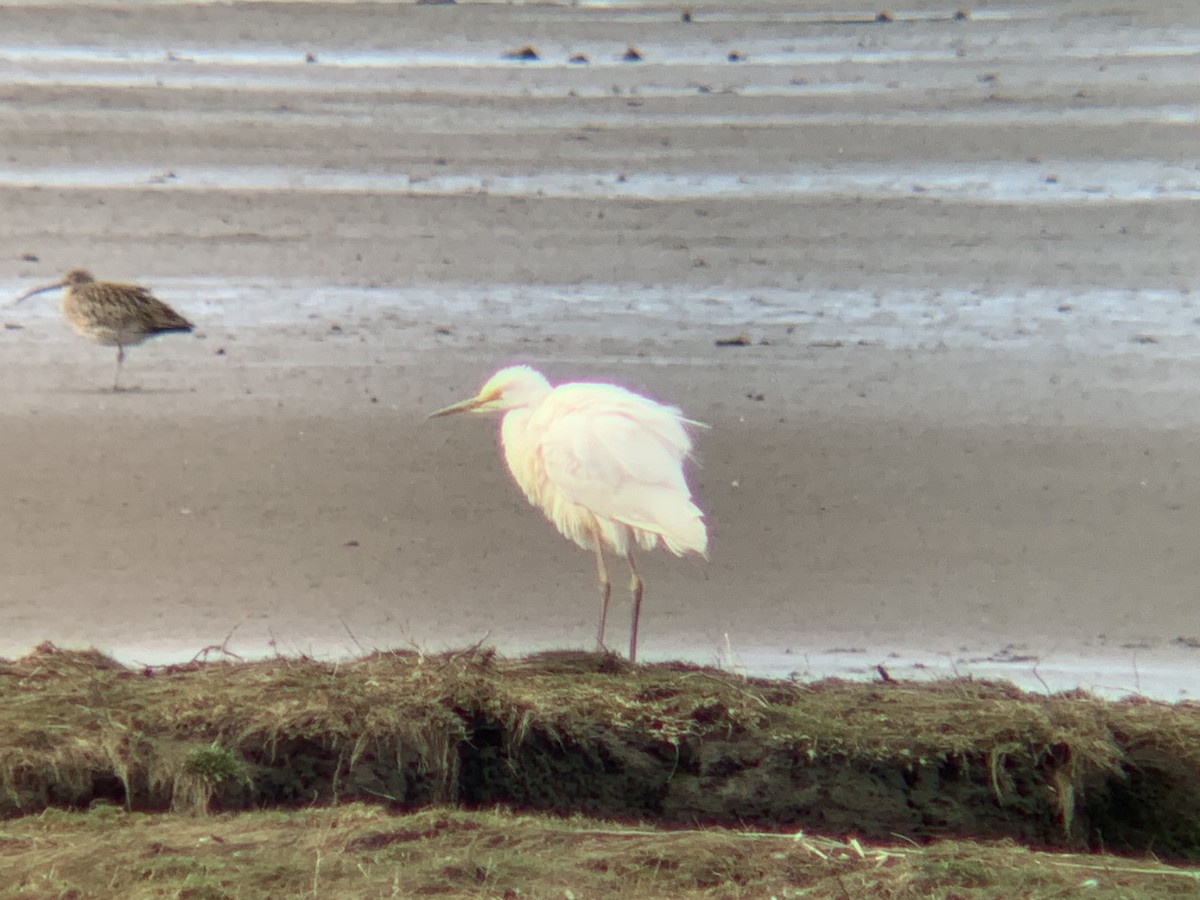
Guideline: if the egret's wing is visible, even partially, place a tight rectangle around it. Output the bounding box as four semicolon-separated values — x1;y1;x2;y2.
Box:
537;386;691;490
534;386;706;555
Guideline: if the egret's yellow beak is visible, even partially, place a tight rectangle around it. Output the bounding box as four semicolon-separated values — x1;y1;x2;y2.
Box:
427;394;487;419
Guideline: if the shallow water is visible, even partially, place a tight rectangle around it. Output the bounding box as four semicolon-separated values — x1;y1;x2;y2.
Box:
50;633;1198;702
7;278;1198;359
1;160;1198;204
1;6;1197;100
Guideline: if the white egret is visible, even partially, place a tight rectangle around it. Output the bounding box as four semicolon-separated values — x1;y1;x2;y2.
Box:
429;365;708;662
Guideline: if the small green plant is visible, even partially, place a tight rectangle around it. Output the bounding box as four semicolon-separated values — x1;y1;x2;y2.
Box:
184;742;246;786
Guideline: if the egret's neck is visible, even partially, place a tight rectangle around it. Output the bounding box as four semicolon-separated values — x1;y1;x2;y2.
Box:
499;406;533;458
499;407;540;502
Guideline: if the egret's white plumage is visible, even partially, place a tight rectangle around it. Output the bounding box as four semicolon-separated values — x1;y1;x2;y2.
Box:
430;365;708;662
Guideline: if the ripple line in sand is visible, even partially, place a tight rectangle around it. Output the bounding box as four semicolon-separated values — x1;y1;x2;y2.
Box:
2;161;1198;204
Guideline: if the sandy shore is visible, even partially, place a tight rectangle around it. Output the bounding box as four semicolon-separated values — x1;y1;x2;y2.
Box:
0;1;1198;697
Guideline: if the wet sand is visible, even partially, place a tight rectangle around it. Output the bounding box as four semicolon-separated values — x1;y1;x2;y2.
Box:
0;1;1198;697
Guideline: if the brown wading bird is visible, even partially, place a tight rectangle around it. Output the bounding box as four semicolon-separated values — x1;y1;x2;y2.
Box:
14;269;194;391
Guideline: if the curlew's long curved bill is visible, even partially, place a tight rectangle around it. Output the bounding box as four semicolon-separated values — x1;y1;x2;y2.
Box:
427;393;487;419
13;279;67;305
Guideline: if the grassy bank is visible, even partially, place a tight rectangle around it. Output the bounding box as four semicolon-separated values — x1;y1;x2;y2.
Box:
4;803;1200;898
2;641;1199;888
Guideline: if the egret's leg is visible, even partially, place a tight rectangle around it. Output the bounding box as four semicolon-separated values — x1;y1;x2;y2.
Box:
593;539;611;652
113;345;125;392
626;549;644;664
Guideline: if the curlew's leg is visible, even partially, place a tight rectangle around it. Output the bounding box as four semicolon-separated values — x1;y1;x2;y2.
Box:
593;538;611;653
626;549;644;664
113;345;125;392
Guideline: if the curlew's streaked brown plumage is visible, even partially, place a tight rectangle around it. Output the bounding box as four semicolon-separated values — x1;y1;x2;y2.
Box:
14;269;194;391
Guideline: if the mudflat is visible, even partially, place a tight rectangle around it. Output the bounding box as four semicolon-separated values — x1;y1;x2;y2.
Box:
0;0;1197;697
